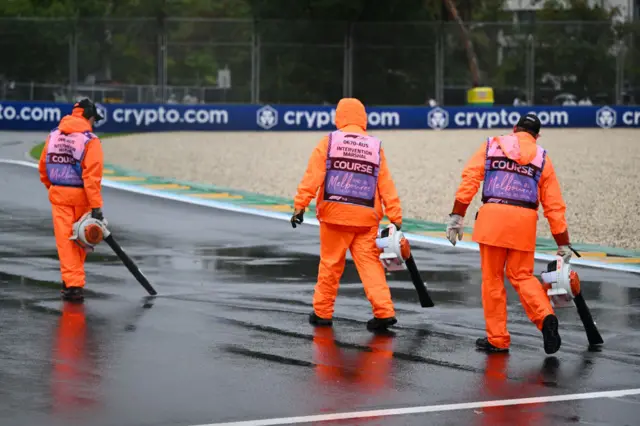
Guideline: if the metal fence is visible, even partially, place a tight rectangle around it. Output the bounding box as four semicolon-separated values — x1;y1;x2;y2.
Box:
1;17;639;106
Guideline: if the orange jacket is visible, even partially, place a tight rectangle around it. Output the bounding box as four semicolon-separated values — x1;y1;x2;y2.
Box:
293;98;402;228
451;131;569;251
39;111;104;208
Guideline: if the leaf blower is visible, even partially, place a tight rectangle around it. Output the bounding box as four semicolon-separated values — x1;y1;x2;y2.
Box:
375;224;434;308
69;212;157;296
539;251;603;347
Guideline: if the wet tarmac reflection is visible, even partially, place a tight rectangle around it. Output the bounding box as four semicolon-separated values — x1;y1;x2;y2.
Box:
50;301;99;420
311;328;395;425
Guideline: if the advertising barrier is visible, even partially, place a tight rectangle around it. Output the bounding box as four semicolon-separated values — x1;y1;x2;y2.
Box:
1;101;639;133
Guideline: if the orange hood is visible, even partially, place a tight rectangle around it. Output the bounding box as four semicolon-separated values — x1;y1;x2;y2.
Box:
58;110;93;134
335;98;367;131
496;131;538;165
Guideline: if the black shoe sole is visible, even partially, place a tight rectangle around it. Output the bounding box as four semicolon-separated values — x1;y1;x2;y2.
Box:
366;317;397;331
475;338;509;353
542;315;561;354
61;289;84;302
309;313;332;327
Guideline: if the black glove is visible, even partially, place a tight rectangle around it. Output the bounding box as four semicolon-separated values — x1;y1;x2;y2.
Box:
91;208;104;221
392;222;402;231
291;208;304;228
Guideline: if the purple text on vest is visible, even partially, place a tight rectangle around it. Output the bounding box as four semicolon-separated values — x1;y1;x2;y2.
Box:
49;167;79;182
486;174;535;200
327;173;375;198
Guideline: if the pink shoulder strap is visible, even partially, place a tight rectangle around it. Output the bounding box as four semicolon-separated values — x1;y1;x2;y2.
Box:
530;145;546;168
495;134;520;159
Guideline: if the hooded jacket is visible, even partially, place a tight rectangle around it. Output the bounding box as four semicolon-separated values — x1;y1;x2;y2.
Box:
452;131;568;251
294;98;402;228
39;111;104;208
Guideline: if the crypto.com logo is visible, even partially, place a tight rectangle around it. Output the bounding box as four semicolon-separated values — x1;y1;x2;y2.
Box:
595;106;616;129
427;107;449;130
256;105;278;130
94;103;108;128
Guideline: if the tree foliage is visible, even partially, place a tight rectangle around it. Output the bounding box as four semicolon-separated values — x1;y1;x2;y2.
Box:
532;0;623;101
460;0;626;103
0;0;626;104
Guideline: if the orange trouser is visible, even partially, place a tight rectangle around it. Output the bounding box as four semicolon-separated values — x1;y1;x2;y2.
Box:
52;204;90;288
313;223;395;319
480;244;554;349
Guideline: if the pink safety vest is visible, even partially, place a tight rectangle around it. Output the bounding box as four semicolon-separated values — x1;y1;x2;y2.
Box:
45;128;95;187
481;134;546;210
323;130;381;208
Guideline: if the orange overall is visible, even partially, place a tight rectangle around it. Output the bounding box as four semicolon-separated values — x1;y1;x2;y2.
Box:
294;98;403;320
38;110;104;289
452;131;569;349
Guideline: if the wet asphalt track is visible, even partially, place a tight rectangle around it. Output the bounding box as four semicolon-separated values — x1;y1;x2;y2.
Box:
1;132;640;426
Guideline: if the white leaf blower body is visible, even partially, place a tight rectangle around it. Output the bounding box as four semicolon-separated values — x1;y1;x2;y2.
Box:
375;224;410;272
69;212;111;252
540;255;580;309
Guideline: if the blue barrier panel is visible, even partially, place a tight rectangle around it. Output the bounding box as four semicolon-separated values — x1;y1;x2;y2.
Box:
1;101;639;132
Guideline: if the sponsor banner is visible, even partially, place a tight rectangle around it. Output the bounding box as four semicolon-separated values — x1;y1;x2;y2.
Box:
1;101;640;132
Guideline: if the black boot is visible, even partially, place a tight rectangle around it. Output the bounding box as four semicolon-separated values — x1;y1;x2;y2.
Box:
366;316;397;331
309;312;332;327
61;286;84;302
542;314;561;354
475;337;509;353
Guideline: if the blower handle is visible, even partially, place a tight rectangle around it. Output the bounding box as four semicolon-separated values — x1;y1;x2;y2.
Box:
570;245;582;258
104;234;157;296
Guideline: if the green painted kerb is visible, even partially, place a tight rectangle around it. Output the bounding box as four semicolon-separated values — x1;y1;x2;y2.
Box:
30;143;44;160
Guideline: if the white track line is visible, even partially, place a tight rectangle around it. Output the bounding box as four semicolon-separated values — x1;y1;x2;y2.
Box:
2;158;638;274
193;387;640;426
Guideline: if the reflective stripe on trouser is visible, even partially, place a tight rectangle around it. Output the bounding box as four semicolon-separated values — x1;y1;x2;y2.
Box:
52;204;90;287
313;223;395;319
480;244;554;349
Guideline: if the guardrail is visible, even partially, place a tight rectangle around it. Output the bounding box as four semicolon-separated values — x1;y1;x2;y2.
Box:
0;101;638;132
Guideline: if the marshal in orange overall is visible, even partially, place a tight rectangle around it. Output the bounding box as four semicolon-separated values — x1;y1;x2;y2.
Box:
447;113;572;354
291;98;403;331
39;99;106;302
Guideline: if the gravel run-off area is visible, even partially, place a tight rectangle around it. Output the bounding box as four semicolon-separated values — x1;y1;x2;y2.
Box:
102;129;640;251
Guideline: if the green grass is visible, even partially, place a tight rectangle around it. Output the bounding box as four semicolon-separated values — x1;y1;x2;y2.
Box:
29;133;132;160
30;142;45;160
